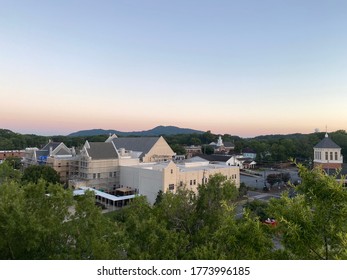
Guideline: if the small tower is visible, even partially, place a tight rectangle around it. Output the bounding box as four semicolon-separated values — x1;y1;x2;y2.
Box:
313;133;343;170
217;135;223;147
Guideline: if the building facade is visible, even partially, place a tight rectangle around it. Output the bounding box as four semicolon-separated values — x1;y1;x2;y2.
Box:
22;141;75;183
69;141;120;192
120;158;240;205
0;150;25;163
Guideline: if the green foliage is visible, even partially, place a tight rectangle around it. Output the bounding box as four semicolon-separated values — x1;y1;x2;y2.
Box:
244;199;270;221
2;162;347;260
266;173;282;187
269;165;347;259
238;182;248;198
196;173;238;227
4;157;22;170
22;165;61;185
107;173;273;259
266;172;290;187
0;129;48;150
0;178;123;259
201;144;214;155
0;161;21;183
170;144;186;155
114;196;189;259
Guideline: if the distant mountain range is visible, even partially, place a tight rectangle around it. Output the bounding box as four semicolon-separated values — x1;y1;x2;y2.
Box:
68;126;205;137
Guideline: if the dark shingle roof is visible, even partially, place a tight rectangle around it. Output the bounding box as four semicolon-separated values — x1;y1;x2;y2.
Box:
36;150;49;157
41;142;60;151
314;135;341;149
87;142;118;160
224;142;235;148
111;137;159;157
197;154;233;162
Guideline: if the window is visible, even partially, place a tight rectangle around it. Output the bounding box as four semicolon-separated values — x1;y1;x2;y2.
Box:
113;172;117;177
169;184;174;191
190;180;192;186
93;173;96;179
330;152;333;161
335;152;338;161
171;169;173;174
109;172;112;177
97;173;101;178
193;179;196;185
325;152;328;160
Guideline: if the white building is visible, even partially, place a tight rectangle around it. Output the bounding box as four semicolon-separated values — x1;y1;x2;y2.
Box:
313;133;343;170
120;158;240;204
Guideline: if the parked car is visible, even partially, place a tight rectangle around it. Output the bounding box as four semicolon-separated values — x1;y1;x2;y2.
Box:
262;217;277;227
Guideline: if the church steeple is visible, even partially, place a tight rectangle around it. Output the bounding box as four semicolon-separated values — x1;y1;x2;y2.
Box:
217;135;223;147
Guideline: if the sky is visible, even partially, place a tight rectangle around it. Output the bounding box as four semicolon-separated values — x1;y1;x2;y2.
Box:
1;0;347;137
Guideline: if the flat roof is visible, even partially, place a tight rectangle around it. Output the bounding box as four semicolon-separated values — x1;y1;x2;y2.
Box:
73;187;136;202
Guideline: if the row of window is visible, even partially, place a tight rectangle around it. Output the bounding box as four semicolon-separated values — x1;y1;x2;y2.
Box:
79;172;115;179
315;151;339;161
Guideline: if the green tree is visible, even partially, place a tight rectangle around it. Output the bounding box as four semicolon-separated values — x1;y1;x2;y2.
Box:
0;161;21;183
22;165;61;185
112;196;188;259
201;130;215;144
196;174;238;225
269;165;347;259
4;157;22;170
204;207;274;259
170;144;186;155
0;179;73;259
281;172;291;184
201;144;214;155
238;182;248;198
68;191;124;259
266;173;282;188
0;178;124;259
244;199;270;221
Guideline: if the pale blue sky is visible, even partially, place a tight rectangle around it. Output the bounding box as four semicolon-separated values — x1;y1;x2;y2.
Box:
1;0;346;136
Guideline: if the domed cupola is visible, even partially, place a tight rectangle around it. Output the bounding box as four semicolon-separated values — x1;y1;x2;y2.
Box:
313;133;343;170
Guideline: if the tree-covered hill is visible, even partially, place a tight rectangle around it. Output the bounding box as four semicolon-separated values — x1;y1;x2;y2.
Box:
1;128;346;164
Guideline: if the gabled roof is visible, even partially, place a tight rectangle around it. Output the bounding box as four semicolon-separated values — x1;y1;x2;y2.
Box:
41;142;61;151
86;142;118;160
111;137;160;156
55;149;71;156
314;134;341;149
